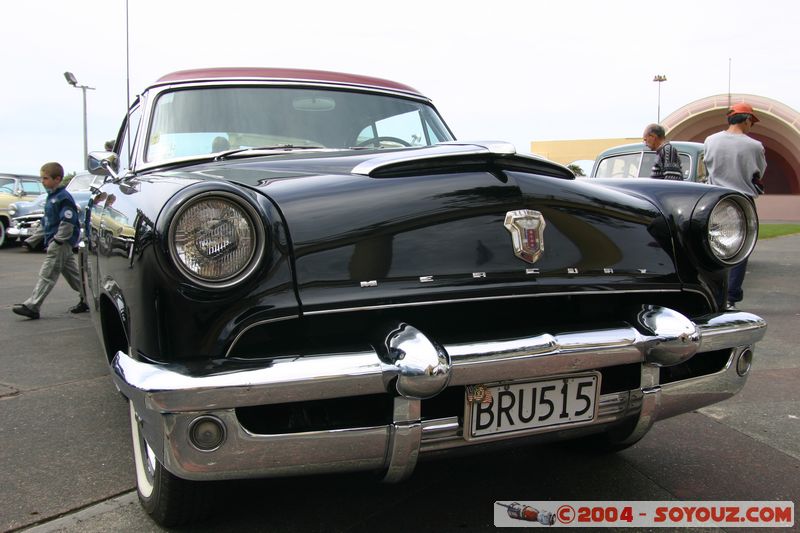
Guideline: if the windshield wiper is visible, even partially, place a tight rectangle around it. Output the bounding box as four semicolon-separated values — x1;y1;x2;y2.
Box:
215;144;326;160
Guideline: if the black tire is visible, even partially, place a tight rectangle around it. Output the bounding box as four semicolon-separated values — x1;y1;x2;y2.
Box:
129;402;212;526
0;219;7;248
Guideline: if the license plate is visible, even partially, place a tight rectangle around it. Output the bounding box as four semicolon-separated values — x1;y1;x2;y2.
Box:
465;373;600;439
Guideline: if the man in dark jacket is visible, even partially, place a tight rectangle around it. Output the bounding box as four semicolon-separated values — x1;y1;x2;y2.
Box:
643;123;683;180
12;162;88;319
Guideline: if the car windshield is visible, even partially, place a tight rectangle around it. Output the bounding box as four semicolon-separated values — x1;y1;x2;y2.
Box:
145;86;455;164
0;178;14;193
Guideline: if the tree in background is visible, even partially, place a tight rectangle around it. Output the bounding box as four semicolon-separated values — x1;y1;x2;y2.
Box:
567;164;585;177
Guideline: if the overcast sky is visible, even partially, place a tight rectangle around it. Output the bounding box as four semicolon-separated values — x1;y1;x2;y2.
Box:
2;0;799;175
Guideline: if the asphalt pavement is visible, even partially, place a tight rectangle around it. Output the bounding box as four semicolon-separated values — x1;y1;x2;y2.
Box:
1;234;798;532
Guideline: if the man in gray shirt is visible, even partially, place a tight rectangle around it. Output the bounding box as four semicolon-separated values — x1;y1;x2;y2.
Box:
704;102;767;308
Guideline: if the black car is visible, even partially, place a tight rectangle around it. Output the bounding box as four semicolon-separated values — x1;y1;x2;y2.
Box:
84;68;766;526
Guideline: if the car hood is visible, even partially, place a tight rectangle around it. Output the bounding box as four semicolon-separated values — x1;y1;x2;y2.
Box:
185;144;675;312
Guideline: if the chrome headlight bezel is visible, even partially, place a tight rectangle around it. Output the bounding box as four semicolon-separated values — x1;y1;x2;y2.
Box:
705;195;758;267
166;190;266;289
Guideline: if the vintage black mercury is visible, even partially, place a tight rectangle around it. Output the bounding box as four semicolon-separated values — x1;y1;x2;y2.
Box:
83;68;766;526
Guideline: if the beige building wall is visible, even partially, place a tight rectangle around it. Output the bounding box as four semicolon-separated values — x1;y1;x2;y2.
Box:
531;138;639;165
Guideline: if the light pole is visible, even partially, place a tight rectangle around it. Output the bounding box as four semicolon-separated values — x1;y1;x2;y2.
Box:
653;74;667;123
64;71;95;169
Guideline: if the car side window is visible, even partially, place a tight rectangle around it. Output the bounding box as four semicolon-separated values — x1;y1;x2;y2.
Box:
696;154;707;183
116;103;143;173
21;181;45;195
639;153;658;177
679;154;691;179
356;110;428;147
637;152;691;179
0;178;14;193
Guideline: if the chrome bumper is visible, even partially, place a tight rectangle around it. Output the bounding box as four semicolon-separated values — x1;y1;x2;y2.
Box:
112;307;765;482
8;218;39;237
6;226;30;237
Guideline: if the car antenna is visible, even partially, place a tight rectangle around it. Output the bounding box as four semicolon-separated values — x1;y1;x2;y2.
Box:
125;0;132;165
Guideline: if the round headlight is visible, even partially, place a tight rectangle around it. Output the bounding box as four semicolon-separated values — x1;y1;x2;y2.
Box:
707;197;757;265
169;192;264;287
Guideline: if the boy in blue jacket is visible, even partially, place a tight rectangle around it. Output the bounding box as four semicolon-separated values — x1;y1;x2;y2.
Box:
12;162;88;319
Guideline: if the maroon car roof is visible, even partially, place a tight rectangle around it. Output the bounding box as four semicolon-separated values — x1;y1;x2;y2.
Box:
155;68;423;96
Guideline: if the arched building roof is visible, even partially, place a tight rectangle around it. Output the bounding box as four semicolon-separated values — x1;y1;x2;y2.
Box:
663;94;800;194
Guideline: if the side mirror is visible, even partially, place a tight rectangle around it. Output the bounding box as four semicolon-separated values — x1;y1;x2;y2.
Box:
88;151;119;179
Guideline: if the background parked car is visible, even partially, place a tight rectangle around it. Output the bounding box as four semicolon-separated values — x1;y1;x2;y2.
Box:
7;193;47;250
590;141;706;182
0;173;45;247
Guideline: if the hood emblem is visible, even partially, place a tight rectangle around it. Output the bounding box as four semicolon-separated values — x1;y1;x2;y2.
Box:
504;209;546;264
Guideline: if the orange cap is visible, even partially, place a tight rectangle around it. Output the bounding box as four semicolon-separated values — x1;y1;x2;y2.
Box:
728;102;759;122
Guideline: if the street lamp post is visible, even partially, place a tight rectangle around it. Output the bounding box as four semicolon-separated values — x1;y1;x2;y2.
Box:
653;74;667;123
64;71;95;170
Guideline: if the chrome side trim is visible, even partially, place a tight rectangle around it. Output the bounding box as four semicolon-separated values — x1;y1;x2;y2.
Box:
302;289;683;316
223;314;300;357
682;287;714;311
